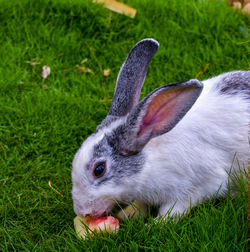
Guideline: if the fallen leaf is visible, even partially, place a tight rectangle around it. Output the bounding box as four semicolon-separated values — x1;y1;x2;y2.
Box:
42;66;51;79
81;58;88;64
26;61;41;65
103;68;111;76
93;0;136;18
77;66;93;73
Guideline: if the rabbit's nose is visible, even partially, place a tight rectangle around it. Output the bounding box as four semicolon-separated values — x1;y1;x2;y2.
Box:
74;202;108;218
73;202;90;217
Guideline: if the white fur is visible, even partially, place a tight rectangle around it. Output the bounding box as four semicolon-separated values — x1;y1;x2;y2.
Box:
133;73;249;216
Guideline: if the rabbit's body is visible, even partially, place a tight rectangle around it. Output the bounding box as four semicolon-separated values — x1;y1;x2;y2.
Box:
135;71;249;214
72;39;249;219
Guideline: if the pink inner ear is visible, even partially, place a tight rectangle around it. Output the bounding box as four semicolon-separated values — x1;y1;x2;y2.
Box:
137;87;194;137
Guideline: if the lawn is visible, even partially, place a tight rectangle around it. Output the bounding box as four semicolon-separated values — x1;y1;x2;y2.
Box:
0;0;249;251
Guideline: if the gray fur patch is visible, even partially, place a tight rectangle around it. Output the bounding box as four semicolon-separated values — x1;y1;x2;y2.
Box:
219;71;250;96
92;132;144;186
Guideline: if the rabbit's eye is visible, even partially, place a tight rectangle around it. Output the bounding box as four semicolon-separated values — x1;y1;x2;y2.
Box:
93;162;106;178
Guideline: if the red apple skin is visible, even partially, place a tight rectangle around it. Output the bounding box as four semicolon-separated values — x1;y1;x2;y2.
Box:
88;216;119;233
74;215;119;239
90;216;119;226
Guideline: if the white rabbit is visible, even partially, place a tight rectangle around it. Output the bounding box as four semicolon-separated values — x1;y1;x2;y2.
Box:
72;39;249;219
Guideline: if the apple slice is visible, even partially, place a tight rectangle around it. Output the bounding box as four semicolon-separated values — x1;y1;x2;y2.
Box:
74;215;119;239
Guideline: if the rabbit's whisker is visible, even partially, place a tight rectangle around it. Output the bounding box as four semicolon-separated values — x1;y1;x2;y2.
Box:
113;199;129;220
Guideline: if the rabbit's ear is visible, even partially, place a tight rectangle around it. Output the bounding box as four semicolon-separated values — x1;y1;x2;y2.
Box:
119;79;203;154
108;39;159;117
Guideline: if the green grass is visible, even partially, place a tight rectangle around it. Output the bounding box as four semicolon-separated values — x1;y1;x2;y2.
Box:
0;0;249;250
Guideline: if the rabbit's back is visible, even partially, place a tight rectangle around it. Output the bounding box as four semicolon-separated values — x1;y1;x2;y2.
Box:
215;71;250;97
142;71;249;204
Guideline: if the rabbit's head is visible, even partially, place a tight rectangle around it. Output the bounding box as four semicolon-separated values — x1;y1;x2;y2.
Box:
72;39;203;218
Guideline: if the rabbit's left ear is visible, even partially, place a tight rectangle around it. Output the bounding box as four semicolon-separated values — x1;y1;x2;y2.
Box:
119;79;203;154
108;39;159;117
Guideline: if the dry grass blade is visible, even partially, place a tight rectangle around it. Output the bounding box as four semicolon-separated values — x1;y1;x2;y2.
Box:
87;45;103;74
48;180;64;198
26;61;41;65
236;40;250;45
195;63;210;79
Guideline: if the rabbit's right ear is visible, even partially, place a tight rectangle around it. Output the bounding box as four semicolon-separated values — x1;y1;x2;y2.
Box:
116;79;203;155
108;39;159;117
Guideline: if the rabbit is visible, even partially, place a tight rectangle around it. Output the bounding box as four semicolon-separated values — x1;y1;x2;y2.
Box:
72;38;249;220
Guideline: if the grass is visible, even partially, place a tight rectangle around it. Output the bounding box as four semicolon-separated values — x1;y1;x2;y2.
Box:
0;0;249;250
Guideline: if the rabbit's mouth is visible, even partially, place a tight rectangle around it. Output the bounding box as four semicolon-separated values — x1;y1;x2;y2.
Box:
73;196;116;218
87;202;115;219
75;208;110;219
89;210;108;219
